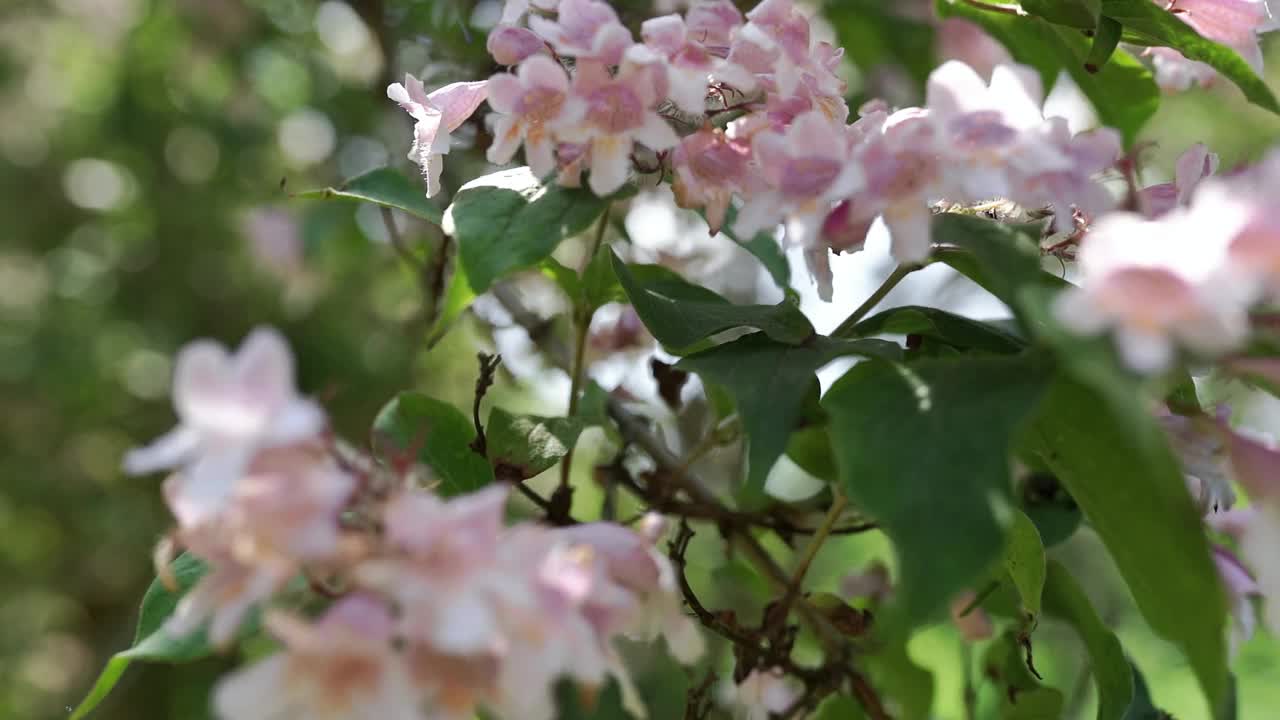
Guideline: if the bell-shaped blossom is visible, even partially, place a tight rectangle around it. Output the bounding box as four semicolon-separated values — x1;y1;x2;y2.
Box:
388;76;489;198
555;56;680;196
1216;149;1280;301
642;13;756;114
528;0;633;65
732;110;863;249
741;0;813;96
1141;142;1219;217
123;327;325;526
161;444;354;646
557;521;705;663
214;595;420;720
719;668;801;720
1053;205;1250;372
936;17;1013;80
1158;409;1238;513
487;24;547;66
670;128;755;234
500;0;560;25
1009;119;1121;233
686;0;744;51
487;55;573;179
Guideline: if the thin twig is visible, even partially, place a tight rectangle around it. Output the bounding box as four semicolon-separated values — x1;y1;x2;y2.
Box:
469;353;502;456
769;491;849;632
831;265;916;337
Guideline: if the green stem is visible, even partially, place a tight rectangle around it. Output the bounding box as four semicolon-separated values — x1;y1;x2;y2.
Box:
832;265;916;337
559;205;611;490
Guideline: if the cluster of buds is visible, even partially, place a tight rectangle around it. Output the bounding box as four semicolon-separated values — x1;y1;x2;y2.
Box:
1055;147;1280;373
1144;0;1277;91
389;0;1126;301
124;329;702;720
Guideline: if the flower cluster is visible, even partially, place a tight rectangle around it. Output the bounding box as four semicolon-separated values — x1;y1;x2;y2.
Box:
1144;0;1277;91
389;0;1124;301
125;329;702;720
1055;147;1280;373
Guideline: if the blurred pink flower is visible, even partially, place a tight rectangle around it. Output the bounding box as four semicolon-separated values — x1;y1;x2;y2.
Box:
529;0;633;64
1140;143;1219;217
124;327;326;527
487;55;573;178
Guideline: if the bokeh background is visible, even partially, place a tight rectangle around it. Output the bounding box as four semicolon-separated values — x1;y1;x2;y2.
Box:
2;1;1279;718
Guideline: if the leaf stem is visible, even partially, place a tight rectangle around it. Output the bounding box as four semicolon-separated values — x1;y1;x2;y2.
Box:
832;265;916;337
559;205;612;490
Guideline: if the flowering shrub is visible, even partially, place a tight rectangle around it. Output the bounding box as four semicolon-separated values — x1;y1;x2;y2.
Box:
73;0;1280;719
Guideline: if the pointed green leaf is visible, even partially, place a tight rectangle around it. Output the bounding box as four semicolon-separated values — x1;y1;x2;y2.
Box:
868;639;935;720
823;353;1051;631
294;166;444;225
983;630;1065;719
446;167;611;292
848;305;1026;353
1023;0;1101;28
1099;0;1280;114
372;392;495;496
680;333;902;496
718;204;792;290
1004;510;1047;620
1043;559;1134;720
612;250;815;352
486;407;584;480
72;553;240;719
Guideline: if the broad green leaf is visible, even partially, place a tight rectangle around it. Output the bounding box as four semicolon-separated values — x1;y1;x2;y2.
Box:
717;205;792;290
848;305;1025;354
581;243;624;311
1100;0;1280;114
983;631;1065;719
1004;510;1047;619
612;251;815;352
542;256;583;302
932;213;1052;311
936;1;1159;144
445;167;610;292
294;166;444;225
786;425;838;483
1086;16;1124;73
822;353;1051;631
1028;376;1228;716
867;639;935;720
825;0;938;89
1123;663;1166;720
1023;0;1101;28
486;407;584;480
1043;559;1133;720
72;553;223;719
372;392;495;496
1017;471;1083;547
679;333;902;496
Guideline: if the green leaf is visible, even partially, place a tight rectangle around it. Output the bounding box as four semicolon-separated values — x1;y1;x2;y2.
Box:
72;553;225;719
825;0;938;90
581;243;624;311
542;256;583;302
1086;16;1124;73
849;305;1026;354
716;205;792;290
1099;0;1280;114
1043;559;1134;720
1023;0;1101;28
983;631;1065;719
1004;510;1047;620
1028;375;1228;717
426;262;476;346
867;639;935;720
811;694;868;720
936;1;1160;144
679;333;902;496
446;167;610;293
486;407;584;480
371;392;495;496
612;250;815;352
1017;471;1083;547
822;353;1051;631
786;425;838;483
294;166;444;225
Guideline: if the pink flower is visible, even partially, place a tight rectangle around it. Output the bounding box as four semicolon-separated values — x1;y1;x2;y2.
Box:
387;76;489;198
555;56;680;196
719;668;801;720
686;0;744;51
486;55;573;178
529;0;633;65
123;327;325;527
1218;149;1280;301
213;595;420;720
1053;205;1250;372
1213;545;1262;655
732;110;863;249
1009;119;1121;233
670;128;754;234
1147;0;1273;89
642;13;756;114
936;18;1012;80
487;24;547;66
1140;143;1219;217
848;107;943;264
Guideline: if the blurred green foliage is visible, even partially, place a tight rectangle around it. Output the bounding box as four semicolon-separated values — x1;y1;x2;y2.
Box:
3;0;1279;719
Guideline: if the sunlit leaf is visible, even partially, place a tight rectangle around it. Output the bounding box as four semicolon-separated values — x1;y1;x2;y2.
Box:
372;392;495;496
